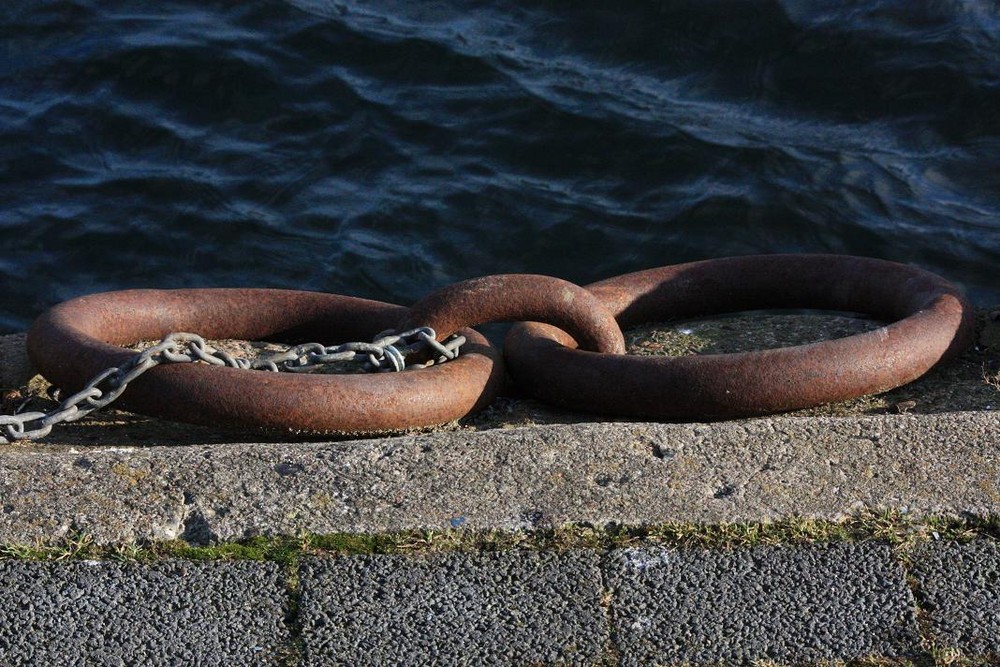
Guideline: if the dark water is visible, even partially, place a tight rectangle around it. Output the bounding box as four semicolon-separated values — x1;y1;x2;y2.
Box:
2;0;999;334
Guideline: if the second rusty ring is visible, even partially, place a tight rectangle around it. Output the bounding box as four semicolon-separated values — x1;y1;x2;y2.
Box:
503;254;975;420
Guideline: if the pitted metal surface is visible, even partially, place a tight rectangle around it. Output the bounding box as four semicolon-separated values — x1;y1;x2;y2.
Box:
27;289;503;433
504;255;975;420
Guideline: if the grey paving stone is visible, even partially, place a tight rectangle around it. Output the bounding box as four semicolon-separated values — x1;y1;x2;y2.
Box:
911;539;1000;657
0;560;288;666
299;550;608;666
605;542;921;665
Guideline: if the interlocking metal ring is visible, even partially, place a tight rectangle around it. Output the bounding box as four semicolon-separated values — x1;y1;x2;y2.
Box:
504;255;975;420
27;289;503;433
403;274;625;354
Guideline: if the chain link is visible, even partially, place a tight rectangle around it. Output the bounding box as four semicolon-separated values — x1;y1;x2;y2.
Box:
0;328;463;444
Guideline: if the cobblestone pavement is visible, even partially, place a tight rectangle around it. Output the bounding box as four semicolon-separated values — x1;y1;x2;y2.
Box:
1;540;998;666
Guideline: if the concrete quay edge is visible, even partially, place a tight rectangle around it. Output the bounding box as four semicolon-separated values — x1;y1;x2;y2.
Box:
0;410;997;545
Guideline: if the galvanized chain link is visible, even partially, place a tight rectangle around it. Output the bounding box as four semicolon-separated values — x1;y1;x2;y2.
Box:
0;328;463;444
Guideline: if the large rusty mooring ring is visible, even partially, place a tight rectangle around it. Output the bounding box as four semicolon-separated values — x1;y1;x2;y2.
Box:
504;254;975;420
27;288;503;433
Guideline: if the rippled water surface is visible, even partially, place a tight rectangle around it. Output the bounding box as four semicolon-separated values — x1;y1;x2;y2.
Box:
2;0;999;333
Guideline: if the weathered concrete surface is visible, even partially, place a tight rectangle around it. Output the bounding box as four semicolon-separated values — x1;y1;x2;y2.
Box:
0;560;288;666
605;543;921;665
299;551;607;666
911;540;1000;657
0;411;998;544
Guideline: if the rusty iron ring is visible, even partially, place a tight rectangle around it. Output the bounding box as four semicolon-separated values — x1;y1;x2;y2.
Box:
504;254;975;420
27;288;503;433
402;274;626;354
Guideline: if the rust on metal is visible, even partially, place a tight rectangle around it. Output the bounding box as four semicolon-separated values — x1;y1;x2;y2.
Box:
504;254;975;420
403;274;626;354
27;289;503;433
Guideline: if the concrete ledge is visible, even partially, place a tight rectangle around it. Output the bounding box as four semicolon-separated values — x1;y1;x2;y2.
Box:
1;411;998;545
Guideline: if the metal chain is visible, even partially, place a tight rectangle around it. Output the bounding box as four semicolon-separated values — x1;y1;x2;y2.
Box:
0;328;463;444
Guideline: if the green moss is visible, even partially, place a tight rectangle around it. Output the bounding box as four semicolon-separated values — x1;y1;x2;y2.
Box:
923;515;1000;542
305;532;396;555
150;535;304;565
0;512;998;563
0;532;98;561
